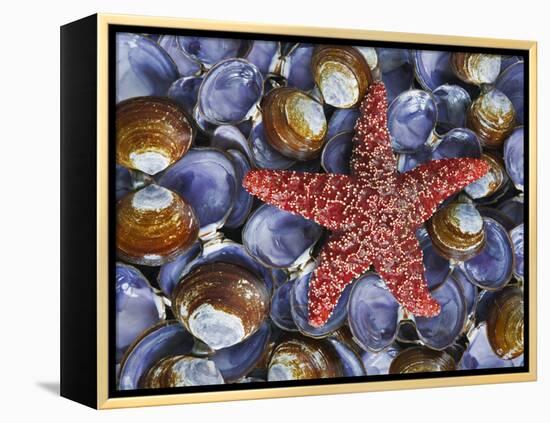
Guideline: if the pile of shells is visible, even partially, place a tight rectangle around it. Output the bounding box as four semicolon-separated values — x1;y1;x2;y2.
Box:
115;33;526;390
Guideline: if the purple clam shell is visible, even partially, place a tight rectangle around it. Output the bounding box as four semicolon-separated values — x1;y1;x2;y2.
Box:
157;241;202;297
417;227;451;290
246;41;280;77
243;204;323;268
459;323;521;370
270;280;298;331
388;90;437;153
497;196;524;227
326;108;360;141
212;322;271;382
158;148;237;237
290;270;353;338
283;44;315;91
478;207;515;231
321;132;353;175
432;128;481;160
415;274;467;350
225;150;254;228
348;273;400;351
463;218;514;290
413;50;474;94
504;127;524;191
118;321;194;390
158;35;201;77
177;36;250;67
198;59;264;125
249;119;296;170
510;224;524;279
116;164;133;201
432;84;471;135
361;346;400;375
162;239;275;295
396;147;432;173
501;56;522;72
116;263;165;362
210;125;254;160
496;61;524;125
167;75;203;117
327;338;366;377
377;48;414;103
452;267;478;317
116;33;179;103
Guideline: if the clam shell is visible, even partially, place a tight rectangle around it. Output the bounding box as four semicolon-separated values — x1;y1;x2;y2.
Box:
243;204;323;268
157;242;202;297
376;48;413;103
388;90;437;153
451;267;478;317
291;269;353;338
413;50;475;94
225;150;254;228
177;36;251;68
282;44;316;91
197;58;263;125
158;35;201;77
327;337;367;377
249;119;296;169
478;207;515;231
431;128;481;160
414;274;467;350
450;53;501;85
432;84;471;136
348;273;400;352
158;148;238;238
245;40;280;77
116;97;194;175
115;263;165;362
361;345;400;375
118;321;194;390
270;280;298;331
326;108;359;141
467;89;516;149
321;131;353;175
464;153;510;204
116;185;199;266
142;355;224;388
311;46;373;109
172;262;270;350
459;322;522;370
267;336;343;381
417;227;451;290
167;75;203;117
211;322;271;382
486;287;524;359
462;217;514;290
427;202;486;261
497;196;524;227
261;87;328;160
503;127;524;191
209;125;254;161
495;61;524;125
116;33;179;102
389;346;456;374
510;224;524;280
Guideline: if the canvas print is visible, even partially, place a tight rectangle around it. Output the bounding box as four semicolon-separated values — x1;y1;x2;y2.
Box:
114;31;526;392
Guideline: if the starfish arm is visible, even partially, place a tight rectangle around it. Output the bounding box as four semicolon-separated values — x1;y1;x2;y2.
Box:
351;81;398;184
402;157;490;224
308;230;372;327
373;230;441;317
243;169;355;231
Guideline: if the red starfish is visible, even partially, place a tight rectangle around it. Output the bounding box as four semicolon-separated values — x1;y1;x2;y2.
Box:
243;82;489;327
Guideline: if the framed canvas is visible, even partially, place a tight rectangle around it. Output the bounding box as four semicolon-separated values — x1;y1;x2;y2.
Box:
60;13;537;409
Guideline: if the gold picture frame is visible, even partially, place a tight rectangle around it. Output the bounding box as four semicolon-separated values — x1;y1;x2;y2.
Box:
60;13;537;409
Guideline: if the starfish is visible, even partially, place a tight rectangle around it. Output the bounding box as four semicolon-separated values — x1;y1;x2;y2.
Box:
243;82;489;327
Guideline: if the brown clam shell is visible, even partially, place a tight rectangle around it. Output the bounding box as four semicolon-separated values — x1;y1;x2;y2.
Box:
267;335;343;381
141;355;223;388
389;346;456;374
487;287;524;359
427;202;486;261
116;96;194;175
262;87;327;160
116;184;199;266
450;53;501;86
467;89;515;149
464;153;509;203
311;45;373;108
172;263;270;350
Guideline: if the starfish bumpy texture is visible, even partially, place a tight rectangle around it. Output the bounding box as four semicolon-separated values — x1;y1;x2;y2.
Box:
243;82;490;327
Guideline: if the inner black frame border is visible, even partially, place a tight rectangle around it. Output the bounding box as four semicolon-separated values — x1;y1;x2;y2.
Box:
107;23;531;399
